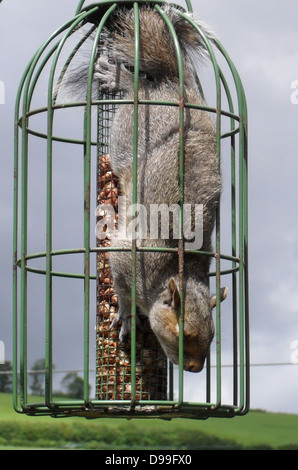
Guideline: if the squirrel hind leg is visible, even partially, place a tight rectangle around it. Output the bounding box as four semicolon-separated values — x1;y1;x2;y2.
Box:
94;56;118;91
94;55;134;93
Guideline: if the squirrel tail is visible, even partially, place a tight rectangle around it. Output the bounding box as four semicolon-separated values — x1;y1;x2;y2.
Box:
112;5;216;82
55;5;216;101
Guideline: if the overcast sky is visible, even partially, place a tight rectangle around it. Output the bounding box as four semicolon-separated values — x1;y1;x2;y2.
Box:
1;0;298;416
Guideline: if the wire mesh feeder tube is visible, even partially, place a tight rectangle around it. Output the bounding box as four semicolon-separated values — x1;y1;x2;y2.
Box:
96;151;168;404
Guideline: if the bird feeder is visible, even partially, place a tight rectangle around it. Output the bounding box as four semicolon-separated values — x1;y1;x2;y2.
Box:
13;0;249;419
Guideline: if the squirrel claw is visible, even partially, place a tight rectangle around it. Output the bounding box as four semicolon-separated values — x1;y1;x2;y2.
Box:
118;317;131;344
94;56;118;91
109;311;132;343
110;313;144;344
110;313;121;330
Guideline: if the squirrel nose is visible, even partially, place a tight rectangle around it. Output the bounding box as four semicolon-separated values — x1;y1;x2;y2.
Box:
184;360;204;373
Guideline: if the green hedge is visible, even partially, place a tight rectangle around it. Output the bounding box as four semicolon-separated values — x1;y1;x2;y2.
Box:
0;420;245;450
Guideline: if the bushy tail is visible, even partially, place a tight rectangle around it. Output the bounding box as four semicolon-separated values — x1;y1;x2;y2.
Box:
112;5;216;82
55;4;216;101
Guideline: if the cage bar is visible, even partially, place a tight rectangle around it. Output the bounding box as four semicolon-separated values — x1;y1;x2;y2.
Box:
13;0;249;419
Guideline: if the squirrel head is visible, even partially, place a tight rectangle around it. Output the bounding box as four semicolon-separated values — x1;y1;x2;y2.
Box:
149;277;227;372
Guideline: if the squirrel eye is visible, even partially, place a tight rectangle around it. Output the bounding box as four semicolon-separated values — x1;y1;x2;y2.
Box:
123;63;135;74
123;63;155;82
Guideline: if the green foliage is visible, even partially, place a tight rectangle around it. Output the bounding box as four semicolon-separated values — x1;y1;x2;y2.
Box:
1;394;298;450
61;372;88;399
29;359;47;395
0;419;242;450
0;362;12;393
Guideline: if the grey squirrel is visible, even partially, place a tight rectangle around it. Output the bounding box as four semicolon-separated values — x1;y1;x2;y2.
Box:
59;4;227;372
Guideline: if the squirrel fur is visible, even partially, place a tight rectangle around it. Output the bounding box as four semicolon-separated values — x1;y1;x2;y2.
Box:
59;4;227;372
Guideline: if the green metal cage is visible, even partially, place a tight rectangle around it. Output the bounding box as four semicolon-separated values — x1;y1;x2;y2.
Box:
13;0;249;419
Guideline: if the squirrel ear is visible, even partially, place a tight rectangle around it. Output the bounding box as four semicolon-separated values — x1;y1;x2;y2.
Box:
210;287;228;309
168;277;180;309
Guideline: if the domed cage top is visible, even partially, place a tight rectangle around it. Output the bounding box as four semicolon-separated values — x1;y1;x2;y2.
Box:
13;0;249;419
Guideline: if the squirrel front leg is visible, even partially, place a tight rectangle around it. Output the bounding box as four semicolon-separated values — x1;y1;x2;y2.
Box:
110;295;144;344
110;294;132;343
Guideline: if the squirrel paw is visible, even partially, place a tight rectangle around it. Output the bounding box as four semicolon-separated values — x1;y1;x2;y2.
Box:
94;56;118;91
118;317;131;344
110;312;122;330
110;311;131;344
119;315;144;344
110;311;143;345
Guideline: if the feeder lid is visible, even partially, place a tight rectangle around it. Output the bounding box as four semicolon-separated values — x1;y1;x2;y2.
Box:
75;1;193;24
